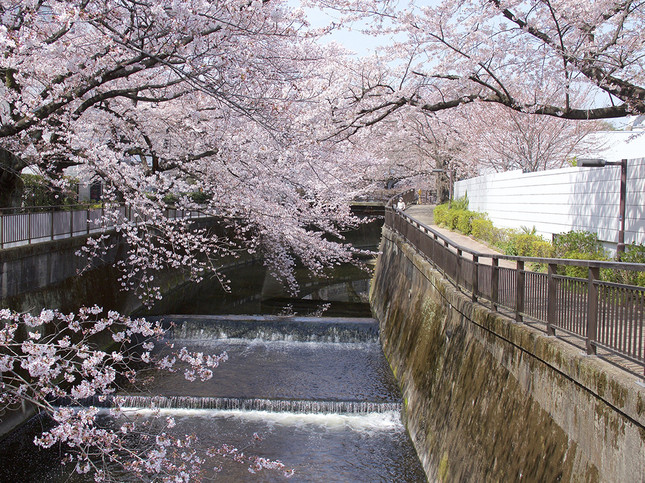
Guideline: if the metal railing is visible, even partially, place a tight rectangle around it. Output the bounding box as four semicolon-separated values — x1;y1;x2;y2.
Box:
387;190;645;375
0;204;207;249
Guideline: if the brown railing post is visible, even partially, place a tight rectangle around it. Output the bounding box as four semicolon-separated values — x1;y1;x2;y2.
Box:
456;248;462;288
547;263;557;336
50;207;55;241
69;209;73;237
0;211;3;248
586;266;600;355
515;260;525;322
491;258;499;311
431;232;438;261
472;254;479;302
28;211;32;244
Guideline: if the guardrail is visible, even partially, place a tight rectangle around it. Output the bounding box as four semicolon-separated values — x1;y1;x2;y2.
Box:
0;204;207;249
387;189;645;375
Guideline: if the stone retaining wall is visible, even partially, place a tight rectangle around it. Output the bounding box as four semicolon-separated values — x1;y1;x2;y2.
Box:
371;226;645;482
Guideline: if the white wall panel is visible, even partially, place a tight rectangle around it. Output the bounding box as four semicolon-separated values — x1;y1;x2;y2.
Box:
454;158;645;248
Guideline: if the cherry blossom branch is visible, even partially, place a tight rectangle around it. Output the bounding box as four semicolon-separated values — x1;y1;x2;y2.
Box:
0;306;294;481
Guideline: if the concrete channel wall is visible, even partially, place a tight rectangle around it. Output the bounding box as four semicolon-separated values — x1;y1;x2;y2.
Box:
0;233;127;312
371;226;645;482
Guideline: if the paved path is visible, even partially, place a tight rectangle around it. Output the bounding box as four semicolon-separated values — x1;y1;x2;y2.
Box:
404;205;516;268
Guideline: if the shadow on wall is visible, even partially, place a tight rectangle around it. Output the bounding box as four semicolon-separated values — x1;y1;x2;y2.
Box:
570;158;645;250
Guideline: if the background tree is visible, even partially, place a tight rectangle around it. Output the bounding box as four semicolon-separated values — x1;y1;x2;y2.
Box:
459;103;604;173
366;109;473;202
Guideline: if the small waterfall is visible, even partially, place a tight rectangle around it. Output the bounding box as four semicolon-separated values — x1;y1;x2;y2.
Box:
153;315;381;343
54;395;402;414
4;311;428;481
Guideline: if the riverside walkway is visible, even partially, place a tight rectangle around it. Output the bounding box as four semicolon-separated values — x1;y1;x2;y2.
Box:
403;204;515;269
394;201;645;377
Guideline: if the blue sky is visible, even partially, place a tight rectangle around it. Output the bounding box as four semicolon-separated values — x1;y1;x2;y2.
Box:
288;1;411;57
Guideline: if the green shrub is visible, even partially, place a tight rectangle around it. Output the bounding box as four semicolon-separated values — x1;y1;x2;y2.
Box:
605;243;645;287
520;225;537;235
471;218;493;241
21;174;78;208
433;203;450;226
500;229;521;255
513;234;542;257
551;231;608;278
456;210;474;234
621;243;645;264
489;226;508;249
560;251;608;279
434;202;485;236
553;230;604;258
503;232;546;257
531;240;553;258
162;193;179;205
451;194;469;211
189;190;210;204
447;209;464;230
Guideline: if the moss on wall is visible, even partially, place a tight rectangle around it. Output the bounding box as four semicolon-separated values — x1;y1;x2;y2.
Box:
371;227;645;482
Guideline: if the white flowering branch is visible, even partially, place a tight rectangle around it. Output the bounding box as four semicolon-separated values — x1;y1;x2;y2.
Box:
0;307;291;481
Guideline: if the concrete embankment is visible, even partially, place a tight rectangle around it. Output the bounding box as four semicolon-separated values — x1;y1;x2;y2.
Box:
371;225;645;482
0;233;129;313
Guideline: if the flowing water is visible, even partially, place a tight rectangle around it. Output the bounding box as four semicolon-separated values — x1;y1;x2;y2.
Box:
0;316;426;482
0;219;427;481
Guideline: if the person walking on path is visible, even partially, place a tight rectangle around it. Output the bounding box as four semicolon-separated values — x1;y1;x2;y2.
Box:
396;198;406;211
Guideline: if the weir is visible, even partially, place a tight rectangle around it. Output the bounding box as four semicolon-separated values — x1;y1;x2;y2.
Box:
68;395;403;414
155;314;380;342
0;313;426;482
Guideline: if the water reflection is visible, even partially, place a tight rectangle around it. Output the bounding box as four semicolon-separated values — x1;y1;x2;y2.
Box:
141;218;383;318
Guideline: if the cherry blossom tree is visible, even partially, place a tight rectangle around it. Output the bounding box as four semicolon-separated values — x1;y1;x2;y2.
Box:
354;98;605;199
311;0;645;135
0;0;381;297
0;1;376;479
464;103;604;172
364;108;471;201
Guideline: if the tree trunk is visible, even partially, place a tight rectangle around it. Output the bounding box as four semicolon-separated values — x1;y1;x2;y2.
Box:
0;149;27;208
434;157;451;204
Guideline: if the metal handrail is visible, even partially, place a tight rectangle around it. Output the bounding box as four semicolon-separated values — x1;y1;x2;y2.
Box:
386;195;645;375
0;203;104;215
0;203;208;249
399;209;645;271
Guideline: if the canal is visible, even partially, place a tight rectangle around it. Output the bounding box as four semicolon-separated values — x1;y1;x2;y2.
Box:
0;219;427;481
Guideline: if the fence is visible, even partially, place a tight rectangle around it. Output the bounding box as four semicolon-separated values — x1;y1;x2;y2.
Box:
0;204;207;249
389;190;645;375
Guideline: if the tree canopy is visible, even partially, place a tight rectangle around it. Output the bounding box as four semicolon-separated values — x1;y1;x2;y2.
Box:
318;0;645;136
0;0;380;294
